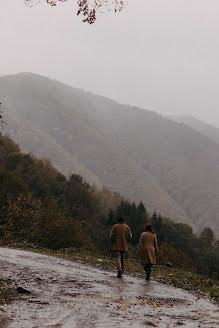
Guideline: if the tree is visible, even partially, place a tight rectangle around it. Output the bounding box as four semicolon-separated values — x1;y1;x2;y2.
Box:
158;242;195;272
200;227;215;250
25;0;126;24
151;212;164;245
0;108;2;127
106;208;115;225
0;103;5;130
0;193;42;242
137;201;146;214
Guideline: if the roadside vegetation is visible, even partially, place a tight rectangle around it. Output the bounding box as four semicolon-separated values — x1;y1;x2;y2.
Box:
0;278;12;305
48;247;219;302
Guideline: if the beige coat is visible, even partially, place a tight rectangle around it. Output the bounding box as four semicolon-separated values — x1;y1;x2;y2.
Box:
110;223;132;251
138;231;158;265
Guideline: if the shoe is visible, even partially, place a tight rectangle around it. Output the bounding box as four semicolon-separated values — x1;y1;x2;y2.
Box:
146;271;150;280
117;271;122;278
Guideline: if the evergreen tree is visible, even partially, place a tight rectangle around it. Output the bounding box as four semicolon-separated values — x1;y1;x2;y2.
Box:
137;201;145;212
106;208;115;226
200;227;215;250
151;212;164;245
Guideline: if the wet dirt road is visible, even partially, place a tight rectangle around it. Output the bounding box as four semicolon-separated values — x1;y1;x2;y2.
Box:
0;248;218;328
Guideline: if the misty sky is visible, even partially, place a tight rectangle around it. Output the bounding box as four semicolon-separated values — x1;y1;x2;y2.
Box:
1;0;219;127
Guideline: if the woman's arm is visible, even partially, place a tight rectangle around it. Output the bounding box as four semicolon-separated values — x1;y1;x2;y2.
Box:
110;226;116;242
154;234;158;257
138;233;144;256
128;226;132;241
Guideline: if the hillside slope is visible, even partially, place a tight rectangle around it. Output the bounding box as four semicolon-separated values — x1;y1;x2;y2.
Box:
1;73;219;234
170;115;219;144
0;73;188;222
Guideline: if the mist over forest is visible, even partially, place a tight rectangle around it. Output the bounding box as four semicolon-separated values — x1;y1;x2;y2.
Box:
1;72;219;238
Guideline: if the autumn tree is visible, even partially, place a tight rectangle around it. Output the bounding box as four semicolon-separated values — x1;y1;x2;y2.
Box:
25;0;127;24
158;242;195;272
0;193;42;243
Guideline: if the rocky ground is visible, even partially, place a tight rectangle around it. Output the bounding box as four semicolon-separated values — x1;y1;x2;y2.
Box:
0;247;218;328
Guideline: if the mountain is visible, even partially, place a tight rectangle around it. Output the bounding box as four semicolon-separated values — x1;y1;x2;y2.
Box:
1;73;219;236
170;115;219;145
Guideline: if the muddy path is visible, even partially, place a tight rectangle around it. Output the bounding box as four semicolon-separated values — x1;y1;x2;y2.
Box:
0;248;218;328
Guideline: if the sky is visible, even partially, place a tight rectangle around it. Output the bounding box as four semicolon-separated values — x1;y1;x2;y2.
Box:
1;0;219;127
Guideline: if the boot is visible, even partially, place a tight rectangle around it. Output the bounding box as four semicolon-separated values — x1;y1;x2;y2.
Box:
121;256;124;275
117;270;122;278
145;268;151;281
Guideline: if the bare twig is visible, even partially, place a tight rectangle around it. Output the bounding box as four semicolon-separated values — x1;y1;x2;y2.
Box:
24;0;127;24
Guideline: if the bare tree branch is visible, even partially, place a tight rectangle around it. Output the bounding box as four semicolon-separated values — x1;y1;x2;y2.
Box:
25;0;127;24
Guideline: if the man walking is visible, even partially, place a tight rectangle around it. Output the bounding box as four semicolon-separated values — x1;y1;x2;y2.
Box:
110;217;132;278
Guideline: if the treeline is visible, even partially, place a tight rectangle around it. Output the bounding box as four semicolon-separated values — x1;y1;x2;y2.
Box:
106;201;219;277
0;135;121;250
0;134;218;277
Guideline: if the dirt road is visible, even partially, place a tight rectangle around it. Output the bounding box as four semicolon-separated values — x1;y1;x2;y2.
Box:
0;248;218;327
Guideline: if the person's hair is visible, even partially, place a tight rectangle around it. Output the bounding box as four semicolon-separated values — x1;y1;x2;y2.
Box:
145;223;153;233
118;217;125;223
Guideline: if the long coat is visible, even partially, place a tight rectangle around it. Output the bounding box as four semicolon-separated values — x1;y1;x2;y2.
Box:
110;223;132;251
138;231;158;265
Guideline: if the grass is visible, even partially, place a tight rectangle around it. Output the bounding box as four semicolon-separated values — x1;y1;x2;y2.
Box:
153;265;219;301
0;278;13;305
8;244;218;303
52;248;219;302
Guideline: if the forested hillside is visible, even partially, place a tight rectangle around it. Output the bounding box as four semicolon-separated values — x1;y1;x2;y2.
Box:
0;134;218;277
1;73;219;236
170;115;219;145
0;134;123;249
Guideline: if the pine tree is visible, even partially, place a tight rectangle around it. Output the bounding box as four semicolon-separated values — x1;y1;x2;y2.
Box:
106;208;115;226
151;211;164;245
137;201;146;214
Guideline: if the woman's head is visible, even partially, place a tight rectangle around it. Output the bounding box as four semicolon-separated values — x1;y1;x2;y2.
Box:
145;223;153;232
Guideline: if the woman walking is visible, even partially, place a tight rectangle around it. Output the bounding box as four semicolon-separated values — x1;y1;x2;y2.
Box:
138;223;158;280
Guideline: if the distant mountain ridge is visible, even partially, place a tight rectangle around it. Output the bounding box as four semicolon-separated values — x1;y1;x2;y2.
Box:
1;73;219;236
170;115;219;144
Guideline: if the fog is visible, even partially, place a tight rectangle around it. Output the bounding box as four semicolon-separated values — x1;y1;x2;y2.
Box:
1;0;219;127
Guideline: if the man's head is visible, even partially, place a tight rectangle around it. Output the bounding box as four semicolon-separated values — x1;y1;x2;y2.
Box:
117;217;125;223
145;223;153;232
